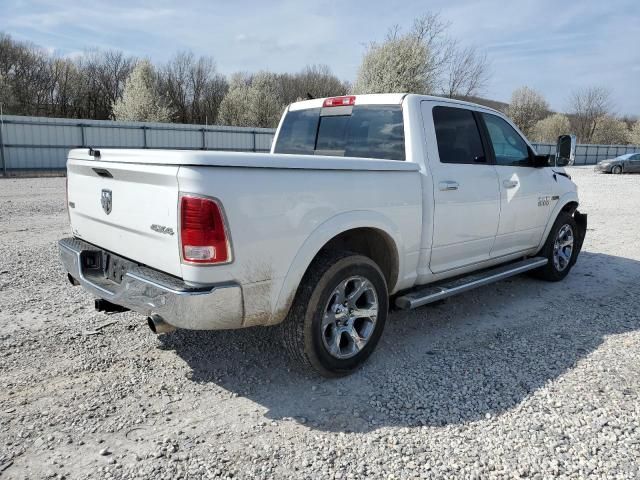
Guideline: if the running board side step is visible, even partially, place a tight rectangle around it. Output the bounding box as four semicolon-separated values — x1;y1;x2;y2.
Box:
395;257;548;310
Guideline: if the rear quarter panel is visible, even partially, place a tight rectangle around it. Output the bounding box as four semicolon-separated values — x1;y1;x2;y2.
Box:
178;165;422;326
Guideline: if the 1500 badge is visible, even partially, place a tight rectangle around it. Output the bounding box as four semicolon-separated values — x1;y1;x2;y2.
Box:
538;195;561;207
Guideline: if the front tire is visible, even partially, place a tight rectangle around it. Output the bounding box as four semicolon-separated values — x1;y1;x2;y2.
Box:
532;212;579;281
281;250;388;377
612;165;623;174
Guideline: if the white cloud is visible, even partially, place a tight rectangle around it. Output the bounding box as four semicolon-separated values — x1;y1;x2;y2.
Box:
1;0;638;114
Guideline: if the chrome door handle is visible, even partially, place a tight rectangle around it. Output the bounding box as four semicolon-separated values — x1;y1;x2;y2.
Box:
439;181;459;191
503;180;519;189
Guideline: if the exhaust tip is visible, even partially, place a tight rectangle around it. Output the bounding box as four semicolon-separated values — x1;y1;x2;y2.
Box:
147;314;176;334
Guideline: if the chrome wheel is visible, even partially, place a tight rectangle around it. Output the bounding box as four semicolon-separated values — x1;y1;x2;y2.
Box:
553;224;574;272
321;276;379;360
612;165;622;174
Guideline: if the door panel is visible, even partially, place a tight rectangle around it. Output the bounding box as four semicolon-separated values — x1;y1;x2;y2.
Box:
492;166;552;255
421;102;500;273
479;113;552;256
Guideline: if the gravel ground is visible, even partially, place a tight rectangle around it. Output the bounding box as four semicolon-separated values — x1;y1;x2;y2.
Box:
1;167;639;479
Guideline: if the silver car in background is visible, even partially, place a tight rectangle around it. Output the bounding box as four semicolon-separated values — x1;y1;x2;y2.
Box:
595;153;640;174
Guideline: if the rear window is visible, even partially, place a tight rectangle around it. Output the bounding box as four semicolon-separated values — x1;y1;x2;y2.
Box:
274;105;405;161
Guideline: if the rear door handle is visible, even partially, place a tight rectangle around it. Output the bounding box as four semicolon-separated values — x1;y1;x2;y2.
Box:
439;181;459;191
503;180;519;189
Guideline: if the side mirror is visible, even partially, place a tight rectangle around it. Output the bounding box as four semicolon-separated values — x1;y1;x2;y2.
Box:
555;134;576;167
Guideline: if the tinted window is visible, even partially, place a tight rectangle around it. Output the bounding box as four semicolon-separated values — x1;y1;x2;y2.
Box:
274;105;405;160
272;108;319;154
315;115;349;154
482;113;530;167
432;106;486;164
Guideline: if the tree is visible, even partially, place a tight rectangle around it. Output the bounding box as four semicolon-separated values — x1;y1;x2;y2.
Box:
531;113;571;143
0;73;13;109
159;52;228;124
442;45;490;98
353;13;490;97
568;86;611;143
112;60;171;122
279;65;347;103
506;86;549;137
591;116;630;145
217;72;284;128
631;122;640;145
352;34;434;94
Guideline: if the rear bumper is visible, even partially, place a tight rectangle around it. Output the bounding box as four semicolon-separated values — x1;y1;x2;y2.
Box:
58;237;244;330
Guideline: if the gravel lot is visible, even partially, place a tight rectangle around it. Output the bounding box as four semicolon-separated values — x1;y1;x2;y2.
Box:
1;167;639;479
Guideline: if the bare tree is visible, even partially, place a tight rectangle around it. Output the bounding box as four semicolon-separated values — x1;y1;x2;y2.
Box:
283;65;347;103
442;45;490;98
568;86;612;143
506;86;550;137
591;116;630;145
159;52;228;124
531;113;571;143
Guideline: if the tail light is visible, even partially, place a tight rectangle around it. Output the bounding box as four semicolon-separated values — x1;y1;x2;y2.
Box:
179;195;232;264
323;96;356;107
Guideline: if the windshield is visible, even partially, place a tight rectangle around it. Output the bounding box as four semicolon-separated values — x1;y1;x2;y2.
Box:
274;105;405;161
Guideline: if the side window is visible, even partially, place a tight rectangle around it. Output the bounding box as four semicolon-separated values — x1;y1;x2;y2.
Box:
631;154;640;161
482;114;530;167
432;106;486;164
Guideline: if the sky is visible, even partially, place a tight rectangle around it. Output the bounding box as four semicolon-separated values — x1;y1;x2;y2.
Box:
2;0;639;115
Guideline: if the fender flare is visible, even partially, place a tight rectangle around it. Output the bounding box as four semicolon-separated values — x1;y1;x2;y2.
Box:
268;210;405;325
536;192;580;252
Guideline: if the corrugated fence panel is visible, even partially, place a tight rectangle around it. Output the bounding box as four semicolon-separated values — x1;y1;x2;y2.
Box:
84;126;145;148
147;128;202;149
0;115;276;173
533;143;640;165
2;114;638;174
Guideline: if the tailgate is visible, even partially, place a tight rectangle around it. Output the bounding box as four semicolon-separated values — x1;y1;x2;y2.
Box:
67;158;181;277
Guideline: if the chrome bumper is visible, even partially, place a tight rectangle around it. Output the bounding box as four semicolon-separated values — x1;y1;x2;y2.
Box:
58;237;244;330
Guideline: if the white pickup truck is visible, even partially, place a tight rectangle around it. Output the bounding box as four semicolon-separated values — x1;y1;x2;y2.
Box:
59;94;586;376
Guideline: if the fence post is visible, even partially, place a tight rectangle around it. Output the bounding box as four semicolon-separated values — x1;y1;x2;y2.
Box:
201;128;206;150
0;115;6;176
80;124;86;148
252;131;256;152
142;126;147;148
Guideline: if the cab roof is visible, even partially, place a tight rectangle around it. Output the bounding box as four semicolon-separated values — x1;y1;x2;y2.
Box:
288;93;502;115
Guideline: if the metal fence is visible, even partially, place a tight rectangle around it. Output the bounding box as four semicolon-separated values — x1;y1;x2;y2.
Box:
1;114;639;175
0;114;276;175
532;142;640;165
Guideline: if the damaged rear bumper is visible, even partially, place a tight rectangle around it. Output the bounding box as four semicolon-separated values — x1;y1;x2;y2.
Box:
58;237;244;330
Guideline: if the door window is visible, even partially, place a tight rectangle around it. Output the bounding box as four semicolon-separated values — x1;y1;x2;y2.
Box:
432;106;486;164
482;114;530;167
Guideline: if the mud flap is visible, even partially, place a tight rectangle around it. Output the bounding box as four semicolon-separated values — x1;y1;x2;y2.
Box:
574;210;587;256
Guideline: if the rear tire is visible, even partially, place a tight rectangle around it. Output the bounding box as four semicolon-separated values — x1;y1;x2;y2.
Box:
281;250;388;377
612;165;623;174
531;212;579;282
